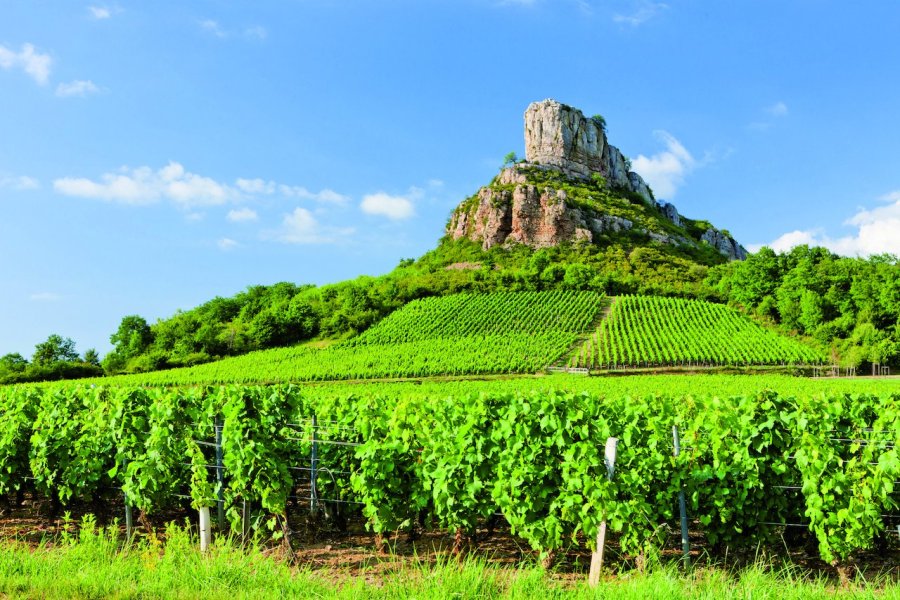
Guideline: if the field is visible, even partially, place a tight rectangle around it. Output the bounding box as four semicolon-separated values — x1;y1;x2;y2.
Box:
56;291;829;387
0;292;894;592
79;291;605;386
571;295;824;369
1;374;898;576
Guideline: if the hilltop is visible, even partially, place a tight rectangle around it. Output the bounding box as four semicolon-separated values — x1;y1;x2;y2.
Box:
448;99;747;262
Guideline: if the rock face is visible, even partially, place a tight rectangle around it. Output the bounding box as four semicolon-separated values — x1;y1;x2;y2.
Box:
701;228;748;261
447;99;750;261
448;180;593;249
524;100;606;178
524;99;653;203
658;201;681;227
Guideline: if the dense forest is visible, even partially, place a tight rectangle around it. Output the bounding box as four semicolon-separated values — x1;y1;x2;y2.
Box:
1;239;897;383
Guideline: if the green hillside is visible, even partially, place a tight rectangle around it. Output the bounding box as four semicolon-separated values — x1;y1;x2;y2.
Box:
570;295;825;369
81;291;604;386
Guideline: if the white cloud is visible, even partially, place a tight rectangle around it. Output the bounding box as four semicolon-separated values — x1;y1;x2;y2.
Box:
271;207;354;244
88;5;111;19
0;174;40;190
630;131;696;199
200;19;227;38
244;26;267;40
55;164;351;215
749;101;789;131
227;207;258;222
361;192;416;220
283;186;349;204
753;191;900;257
30;292;60;302
54;162;239;208
200;21;267;41
217;238;238;251
56;79;100;98
235;178;276;195
0;43;52;85
766;101;788;117
236;177;349;204
613;2;667;26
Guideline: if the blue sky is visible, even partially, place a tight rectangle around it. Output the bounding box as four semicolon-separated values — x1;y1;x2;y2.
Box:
2;1;899;357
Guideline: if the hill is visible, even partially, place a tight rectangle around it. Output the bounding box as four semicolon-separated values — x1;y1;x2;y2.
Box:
448;99;746;262
2;100;897;383
82;291;605;385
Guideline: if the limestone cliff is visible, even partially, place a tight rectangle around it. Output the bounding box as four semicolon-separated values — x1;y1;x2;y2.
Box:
523;99;654;203
447;99;749;261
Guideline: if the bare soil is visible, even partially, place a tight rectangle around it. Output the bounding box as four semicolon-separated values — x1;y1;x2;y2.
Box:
1;491;897;585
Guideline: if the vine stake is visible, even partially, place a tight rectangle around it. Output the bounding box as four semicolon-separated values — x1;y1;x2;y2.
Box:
589;437;619;587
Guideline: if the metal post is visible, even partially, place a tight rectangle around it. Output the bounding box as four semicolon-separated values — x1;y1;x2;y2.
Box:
123;458;133;541
673;426;691;568
242;499;251;542
589;437;619;587
310;413;319;515
214;417;225;530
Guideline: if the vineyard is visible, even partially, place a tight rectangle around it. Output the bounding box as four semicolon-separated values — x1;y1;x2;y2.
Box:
1;376;898;571
347;290;603;345
76;291;605;386
570;295;824;369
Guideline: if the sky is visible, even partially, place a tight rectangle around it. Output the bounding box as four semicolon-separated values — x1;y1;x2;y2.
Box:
2;1;900;358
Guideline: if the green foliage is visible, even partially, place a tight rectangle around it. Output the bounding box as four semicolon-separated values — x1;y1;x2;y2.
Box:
710;246;900;368
79;291;603;385
4;378;898;567
32;334;79;366
572;295;824;368
502;151;518;167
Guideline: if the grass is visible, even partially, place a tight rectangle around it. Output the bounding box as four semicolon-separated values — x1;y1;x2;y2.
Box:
0;517;897;599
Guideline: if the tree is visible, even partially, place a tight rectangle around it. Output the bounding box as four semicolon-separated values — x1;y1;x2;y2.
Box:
502;151;518;167
83;348;101;367
32;334;79;366
109;315;153;359
591;114;607;133
0;353;28;374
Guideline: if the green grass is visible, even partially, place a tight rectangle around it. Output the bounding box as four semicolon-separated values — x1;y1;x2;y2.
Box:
0;518;896;599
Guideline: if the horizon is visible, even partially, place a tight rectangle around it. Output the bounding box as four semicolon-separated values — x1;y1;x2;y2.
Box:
2;0;899;357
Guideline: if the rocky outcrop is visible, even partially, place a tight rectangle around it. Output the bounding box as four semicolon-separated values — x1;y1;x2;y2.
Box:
449;182;593;250
446;99;750;261
524;99;653;203
658;201;681;227
524;100;606;178
448;179;746;260
701;228;748;261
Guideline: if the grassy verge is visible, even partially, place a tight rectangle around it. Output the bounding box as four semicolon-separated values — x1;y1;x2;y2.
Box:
0;518;897;599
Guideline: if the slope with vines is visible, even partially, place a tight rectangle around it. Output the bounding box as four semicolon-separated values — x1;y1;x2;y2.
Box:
569;295;824;369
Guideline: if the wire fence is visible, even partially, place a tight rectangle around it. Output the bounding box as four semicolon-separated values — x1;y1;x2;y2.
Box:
111;415;900;559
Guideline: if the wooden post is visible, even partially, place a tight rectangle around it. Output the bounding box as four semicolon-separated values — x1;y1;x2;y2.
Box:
589;437;619;587
199;506;211;552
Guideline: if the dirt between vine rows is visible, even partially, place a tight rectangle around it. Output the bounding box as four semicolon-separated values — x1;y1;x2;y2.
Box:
0;492;897;586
